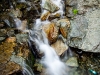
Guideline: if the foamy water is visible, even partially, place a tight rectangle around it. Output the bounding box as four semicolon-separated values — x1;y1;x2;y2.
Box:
29;19;69;75
15;0;69;75
34;38;69;75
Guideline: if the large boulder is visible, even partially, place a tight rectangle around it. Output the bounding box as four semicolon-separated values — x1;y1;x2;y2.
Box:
66;0;100;52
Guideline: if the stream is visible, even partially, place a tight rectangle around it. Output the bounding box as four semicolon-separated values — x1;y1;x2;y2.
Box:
0;0;100;75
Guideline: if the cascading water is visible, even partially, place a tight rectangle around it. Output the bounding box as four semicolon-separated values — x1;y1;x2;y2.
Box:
29;29;69;75
14;0;70;75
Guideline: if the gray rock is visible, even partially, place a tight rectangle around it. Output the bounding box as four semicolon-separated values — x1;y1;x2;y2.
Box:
43;0;59;13
81;9;100;52
0;37;6;41
66;57;78;67
66;0;100;52
16;33;28;43
67;15;88;48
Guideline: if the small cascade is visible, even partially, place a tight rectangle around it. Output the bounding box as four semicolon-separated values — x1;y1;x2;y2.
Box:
29;28;69;75
22;62;34;75
28;0;69;74
14;0;70;75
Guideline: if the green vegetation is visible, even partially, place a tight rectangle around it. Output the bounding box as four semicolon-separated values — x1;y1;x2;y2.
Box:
72;9;78;15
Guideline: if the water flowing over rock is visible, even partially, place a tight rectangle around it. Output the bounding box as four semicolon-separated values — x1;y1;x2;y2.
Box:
66;0;100;52
1;0;100;75
42;23;59;44
41;11;50;21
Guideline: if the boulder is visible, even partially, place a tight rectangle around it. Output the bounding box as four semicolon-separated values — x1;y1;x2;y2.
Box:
42;0;59;13
51;39;68;55
56;19;70;38
42;23;59;43
66;0;100;52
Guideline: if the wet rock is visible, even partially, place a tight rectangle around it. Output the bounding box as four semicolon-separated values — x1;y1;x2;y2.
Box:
14;18;28;32
9;8;22;18
7;29;15;36
41;11;50;21
33;63;43;72
0;29;7;36
66;57;78;67
42;23;58;43
56;19;70;38
0;37;6;42
0;37;22;75
42;0;59;13
0;37;16;63
0;22;5;28
16;33;28;43
0;61;22;75
51;39;68;55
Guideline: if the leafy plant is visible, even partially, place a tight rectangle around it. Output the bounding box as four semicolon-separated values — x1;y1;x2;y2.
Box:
72;9;78;15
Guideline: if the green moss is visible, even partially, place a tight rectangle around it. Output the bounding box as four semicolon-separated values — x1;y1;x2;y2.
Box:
73;9;78;15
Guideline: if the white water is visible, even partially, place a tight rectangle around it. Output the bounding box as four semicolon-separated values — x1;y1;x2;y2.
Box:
14;0;69;75
29;18;69;75
31;35;69;75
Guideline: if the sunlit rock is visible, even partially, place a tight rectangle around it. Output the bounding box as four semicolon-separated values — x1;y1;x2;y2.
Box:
42;23;58;43
0;37;16;63
0;61;21;75
6;37;16;43
51;39;68;55
56;19;70;38
42;0;59;13
0;37;21;75
66;57;78;67
41;11;50;21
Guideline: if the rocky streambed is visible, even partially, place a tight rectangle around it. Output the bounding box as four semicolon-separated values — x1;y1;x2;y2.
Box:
0;0;100;75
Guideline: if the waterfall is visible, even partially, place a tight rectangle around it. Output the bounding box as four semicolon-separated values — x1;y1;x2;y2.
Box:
14;0;69;75
29;26;69;75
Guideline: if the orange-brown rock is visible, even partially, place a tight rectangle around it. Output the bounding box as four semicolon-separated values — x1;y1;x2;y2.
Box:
41;11;50;21
0;61;21;75
0;37;21;75
17;44;30;58
51;39;68;55
42;23;59;44
57;19;70;38
6;37;16;43
0;37;16;64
